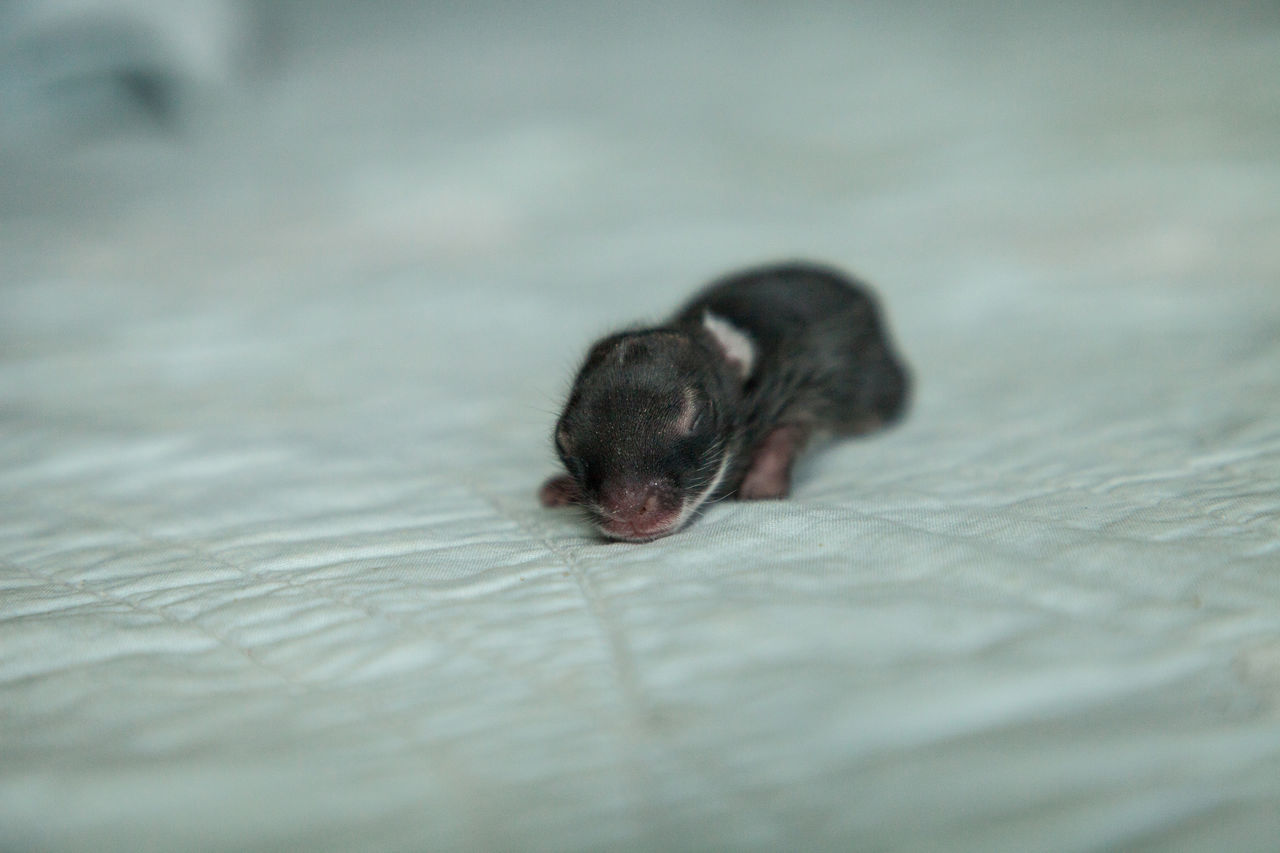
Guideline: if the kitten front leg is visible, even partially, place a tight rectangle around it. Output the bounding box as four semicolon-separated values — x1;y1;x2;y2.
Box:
539;474;580;507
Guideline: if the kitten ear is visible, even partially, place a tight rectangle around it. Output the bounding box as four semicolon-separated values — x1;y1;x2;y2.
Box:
702;311;756;380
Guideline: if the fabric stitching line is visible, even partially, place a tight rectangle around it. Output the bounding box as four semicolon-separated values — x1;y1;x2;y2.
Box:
2;555;305;690
462;483;816;839
462;481;822;841
462;481;650;722
460;479;676;839
2;553;499;841
23;489;582;706
18;484;741;836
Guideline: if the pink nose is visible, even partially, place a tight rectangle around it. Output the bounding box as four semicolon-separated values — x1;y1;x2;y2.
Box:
600;482;663;520
597;480;680;538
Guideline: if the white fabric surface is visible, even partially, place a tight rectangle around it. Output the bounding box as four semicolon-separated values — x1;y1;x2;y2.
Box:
2;3;1279;851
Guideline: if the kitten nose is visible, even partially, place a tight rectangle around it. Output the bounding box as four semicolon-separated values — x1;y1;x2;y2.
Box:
600;480;663;519
595;478;684;541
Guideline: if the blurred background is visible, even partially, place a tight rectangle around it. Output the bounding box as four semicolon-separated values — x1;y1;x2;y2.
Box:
6;0;1274;285
3;0;1276;456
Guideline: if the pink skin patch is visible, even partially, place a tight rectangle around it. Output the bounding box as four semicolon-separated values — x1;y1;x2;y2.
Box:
739;425;806;500
538;474;682;540
598;507;682;541
538;474;580;507
595;479;683;541
540;461;732;541
540;427;737;541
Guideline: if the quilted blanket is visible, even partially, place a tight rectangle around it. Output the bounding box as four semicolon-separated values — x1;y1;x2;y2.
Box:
2;3;1278;851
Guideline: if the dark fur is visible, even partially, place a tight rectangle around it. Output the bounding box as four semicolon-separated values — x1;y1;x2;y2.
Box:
542;261;910;540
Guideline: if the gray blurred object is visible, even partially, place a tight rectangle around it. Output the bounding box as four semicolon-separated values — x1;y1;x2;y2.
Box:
0;0;258;143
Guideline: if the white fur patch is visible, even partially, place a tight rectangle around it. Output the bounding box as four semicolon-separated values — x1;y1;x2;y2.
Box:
673;449;734;531
674;387;698;434
702;311;756;379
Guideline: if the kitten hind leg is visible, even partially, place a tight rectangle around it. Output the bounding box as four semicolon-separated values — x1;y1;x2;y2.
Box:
738;425;807;500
